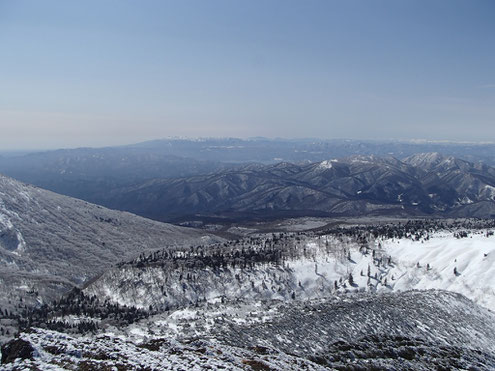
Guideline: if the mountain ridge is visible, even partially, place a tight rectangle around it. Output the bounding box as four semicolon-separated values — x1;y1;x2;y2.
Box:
1;138;494;211
98;153;495;222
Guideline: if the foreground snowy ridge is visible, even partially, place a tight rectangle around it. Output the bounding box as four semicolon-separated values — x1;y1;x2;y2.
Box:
3;290;495;370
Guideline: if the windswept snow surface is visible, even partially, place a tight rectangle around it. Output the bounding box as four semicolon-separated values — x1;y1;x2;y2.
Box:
289;229;495;312
382;231;495;310
2;328;327;371
5;290;495;370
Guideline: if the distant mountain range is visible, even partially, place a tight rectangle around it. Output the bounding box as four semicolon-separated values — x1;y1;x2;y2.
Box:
0;138;494;206
0;138;494;222
127;137;495;165
0;147;230;203
98;152;495;222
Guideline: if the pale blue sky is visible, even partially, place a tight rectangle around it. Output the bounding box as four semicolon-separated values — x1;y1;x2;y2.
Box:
0;0;494;149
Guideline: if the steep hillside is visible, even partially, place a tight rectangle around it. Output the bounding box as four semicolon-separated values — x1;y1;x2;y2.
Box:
216;290;495;369
84;220;495;312
0;174;217;311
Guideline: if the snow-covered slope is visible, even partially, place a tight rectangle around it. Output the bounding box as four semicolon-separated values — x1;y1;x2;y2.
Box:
382;231;495;310
216;290;495;368
4;290;495;370
0;174;218;311
84;223;495;312
1;328;325;370
84;233;361;310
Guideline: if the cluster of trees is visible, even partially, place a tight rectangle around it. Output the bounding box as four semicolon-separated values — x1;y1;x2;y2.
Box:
119;219;495;279
0;327;11;336
454;231;469;238
320;218;495;242
14;288;149;335
0;308;15;319
123;233;315;272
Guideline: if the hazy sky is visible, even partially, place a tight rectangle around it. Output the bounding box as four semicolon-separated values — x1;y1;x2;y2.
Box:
1;0;494;149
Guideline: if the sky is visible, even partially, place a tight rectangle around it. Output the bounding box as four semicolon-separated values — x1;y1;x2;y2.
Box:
0;0;494;149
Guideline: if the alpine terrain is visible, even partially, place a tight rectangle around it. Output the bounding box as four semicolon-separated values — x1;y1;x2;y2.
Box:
3;214;495;370
3;0;494;368
0;174;218;319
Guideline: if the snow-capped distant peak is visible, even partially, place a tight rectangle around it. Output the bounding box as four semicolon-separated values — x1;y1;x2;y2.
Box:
347;154;380;164
403;152;446;168
318;159;338;169
318;160;333;169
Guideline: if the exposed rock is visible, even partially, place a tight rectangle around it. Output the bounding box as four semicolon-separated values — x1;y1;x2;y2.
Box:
1;338;34;364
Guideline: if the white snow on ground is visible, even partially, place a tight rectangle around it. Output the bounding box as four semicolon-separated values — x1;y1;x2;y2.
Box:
86;229;495;314
270;231;495;313
291;230;495;312
382;231;495;311
1;328;326;371
275;218;329;231
288;230;495;312
5;225;495;369
0;213;14;230
286;240;354;294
